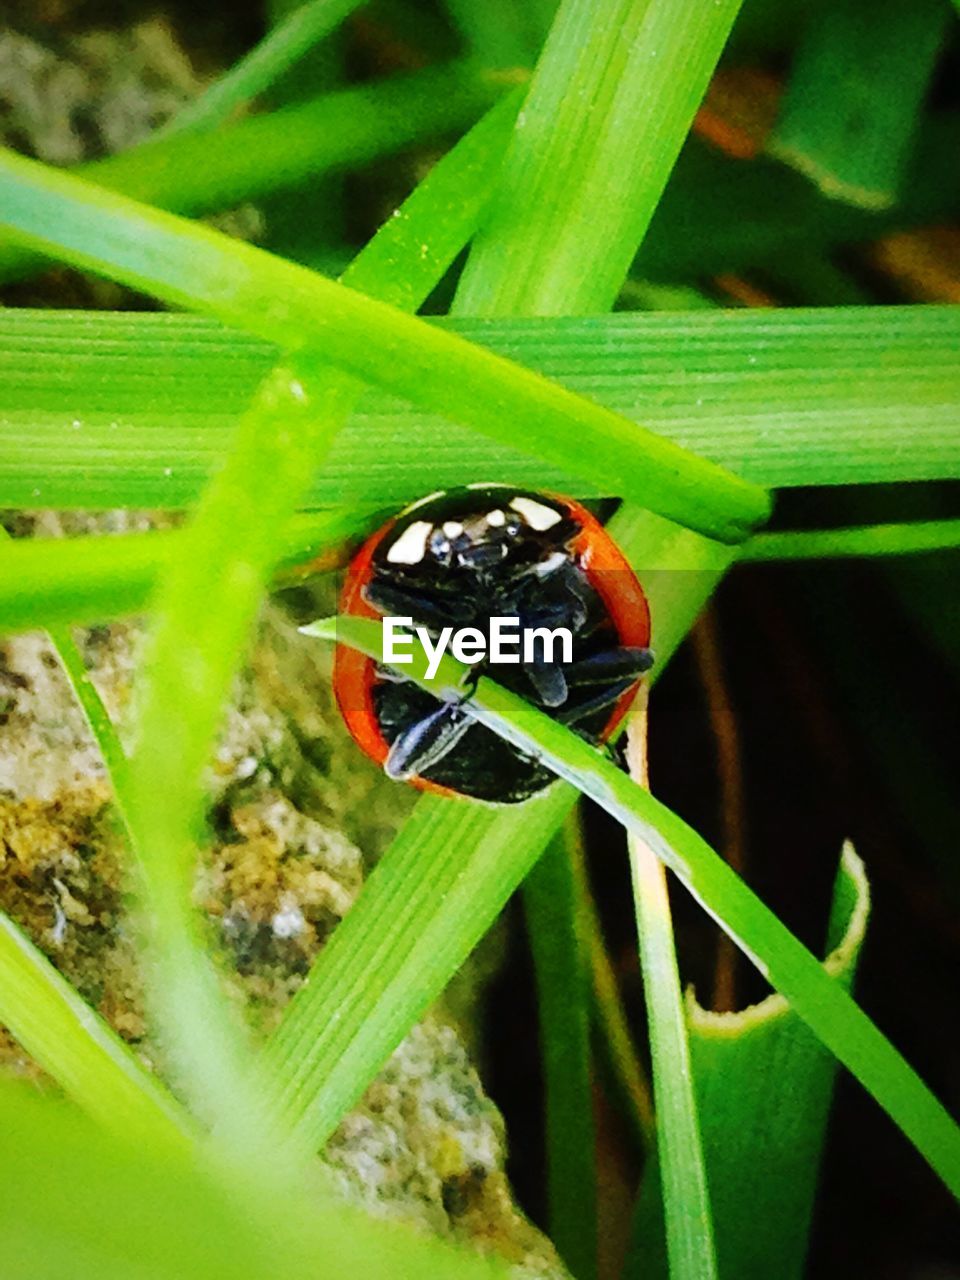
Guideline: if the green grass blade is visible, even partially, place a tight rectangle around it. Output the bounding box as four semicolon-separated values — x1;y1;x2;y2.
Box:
0;912;191;1149
455;0;745;315
46;621;132;804
445;2;742;1265
631;844;871;1279
0;146;769;542
444;0;554;66
123;361;348;1153
159;0;365;136
768;0;950;209
576;845;656;1151
626;712;717;1280
0;530;186;1147
67;95;520;1151
741;519;960;562
4;306;958;510
0;514;364;635
0;65;503;286
639;117;960;280
524;825;598;1280
0;1081;513;1280
313;613;960;1200
453;6;743;1264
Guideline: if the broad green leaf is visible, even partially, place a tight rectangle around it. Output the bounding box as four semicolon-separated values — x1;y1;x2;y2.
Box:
0;146;769;541
2;307;958;509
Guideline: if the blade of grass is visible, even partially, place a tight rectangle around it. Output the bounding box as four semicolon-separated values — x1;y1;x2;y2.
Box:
639;116;960;279
455;0;745;315
0;64;505;286
524;821;598;1280
631;844;871;1280
0;1080;512;1280
741;518;960;562
0;145;769;542
258;0;347;270
0;912;191;1149
575;838;656;1152
626;702;717;1280
451;6;743;1267
58;95;523;1154
311;612;960;1200
767;0;950;209
0;512;370;635
4;305;958;510
158;0;365;136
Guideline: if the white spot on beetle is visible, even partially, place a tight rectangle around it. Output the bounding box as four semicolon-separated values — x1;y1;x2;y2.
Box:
386;520;433;565
486;509;506;527
442;520;464;538
509;496;562;531
533;551;567;576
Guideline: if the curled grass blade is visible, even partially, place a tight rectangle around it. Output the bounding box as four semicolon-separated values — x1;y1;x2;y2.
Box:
0;145;769;541
308;613;960;1201
636;844;870;1280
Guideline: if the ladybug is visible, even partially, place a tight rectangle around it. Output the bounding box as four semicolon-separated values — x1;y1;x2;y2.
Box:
333;485;653;804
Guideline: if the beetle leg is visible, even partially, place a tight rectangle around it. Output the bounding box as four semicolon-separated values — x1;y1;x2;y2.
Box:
563;647;654;686
523;657;568;708
384;700;472;779
556;676;638;726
